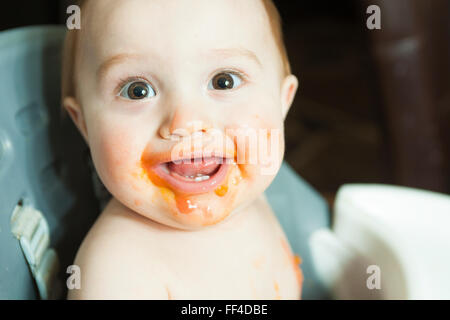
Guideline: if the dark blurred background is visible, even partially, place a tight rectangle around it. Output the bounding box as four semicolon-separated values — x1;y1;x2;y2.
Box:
278;0;450;203
1;0;449;204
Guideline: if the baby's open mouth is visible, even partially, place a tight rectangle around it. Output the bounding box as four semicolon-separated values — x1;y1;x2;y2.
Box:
153;156;230;194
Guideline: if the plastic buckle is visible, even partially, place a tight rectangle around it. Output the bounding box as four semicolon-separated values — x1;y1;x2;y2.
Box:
10;203;59;300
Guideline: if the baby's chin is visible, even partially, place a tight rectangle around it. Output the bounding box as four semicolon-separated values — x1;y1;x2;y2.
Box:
140;163;246;229
118;192;239;230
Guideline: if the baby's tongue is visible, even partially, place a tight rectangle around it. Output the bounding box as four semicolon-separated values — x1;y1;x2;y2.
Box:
168;158;220;177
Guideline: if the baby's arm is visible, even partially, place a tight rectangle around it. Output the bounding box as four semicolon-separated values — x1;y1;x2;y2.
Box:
67;199;169;300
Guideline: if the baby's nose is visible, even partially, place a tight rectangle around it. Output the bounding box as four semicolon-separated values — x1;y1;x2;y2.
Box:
159;108;214;140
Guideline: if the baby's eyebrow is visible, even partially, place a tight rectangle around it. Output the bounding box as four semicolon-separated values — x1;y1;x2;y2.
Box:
97;53;144;80
208;48;262;67
97;48;262;79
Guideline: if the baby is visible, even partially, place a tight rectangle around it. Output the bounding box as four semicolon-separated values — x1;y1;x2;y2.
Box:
63;0;301;299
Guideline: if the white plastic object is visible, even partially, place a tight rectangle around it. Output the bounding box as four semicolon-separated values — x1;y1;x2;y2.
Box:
10;203;59;300
310;184;450;299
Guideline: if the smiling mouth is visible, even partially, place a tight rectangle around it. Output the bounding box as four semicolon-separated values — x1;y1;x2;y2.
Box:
153;156;231;194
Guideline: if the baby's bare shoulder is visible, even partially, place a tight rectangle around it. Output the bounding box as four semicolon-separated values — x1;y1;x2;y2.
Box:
68;199;170;299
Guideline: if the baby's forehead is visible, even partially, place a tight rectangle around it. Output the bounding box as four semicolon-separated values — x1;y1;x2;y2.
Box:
82;0;275;66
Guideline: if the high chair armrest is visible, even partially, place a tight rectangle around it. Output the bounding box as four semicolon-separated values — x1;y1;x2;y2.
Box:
310;184;450;299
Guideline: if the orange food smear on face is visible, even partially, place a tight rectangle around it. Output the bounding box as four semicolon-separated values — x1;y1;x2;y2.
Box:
214;184;228;197
159;186;175;203
139;154;237;220
175;196;197;214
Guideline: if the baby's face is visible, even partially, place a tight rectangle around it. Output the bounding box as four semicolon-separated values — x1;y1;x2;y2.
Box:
68;0;298;229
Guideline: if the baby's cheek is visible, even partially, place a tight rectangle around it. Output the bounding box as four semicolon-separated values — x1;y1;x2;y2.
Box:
229;113;283;175
92;128;141;188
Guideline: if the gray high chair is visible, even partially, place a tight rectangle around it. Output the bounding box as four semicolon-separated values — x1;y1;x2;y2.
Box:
0;26;331;300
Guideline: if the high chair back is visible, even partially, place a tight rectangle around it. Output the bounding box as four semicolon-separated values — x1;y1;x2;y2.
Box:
0;26;99;299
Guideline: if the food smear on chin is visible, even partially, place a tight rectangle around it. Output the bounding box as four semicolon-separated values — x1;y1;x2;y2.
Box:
214;184;228;197
175;195;198;214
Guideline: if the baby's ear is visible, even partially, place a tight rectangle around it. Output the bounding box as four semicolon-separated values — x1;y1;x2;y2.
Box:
280;74;298;119
63;96;89;143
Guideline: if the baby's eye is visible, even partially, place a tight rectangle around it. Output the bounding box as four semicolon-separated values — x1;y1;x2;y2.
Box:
118;80;156;100
208;72;243;90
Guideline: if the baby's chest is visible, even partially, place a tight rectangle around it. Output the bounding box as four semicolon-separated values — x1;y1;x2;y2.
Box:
163;224;302;299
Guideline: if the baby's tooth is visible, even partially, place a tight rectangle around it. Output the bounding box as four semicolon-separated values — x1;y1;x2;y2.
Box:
181;172;211;181
194;175;210;182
